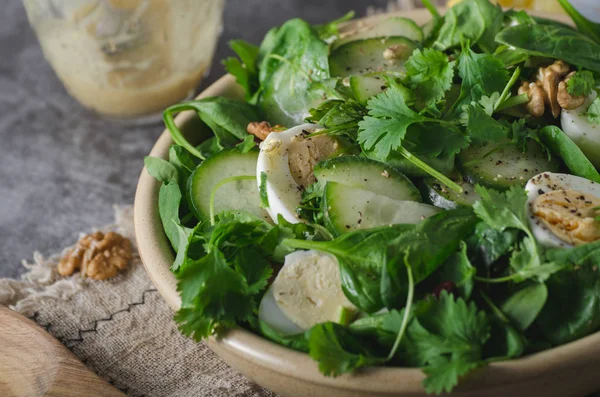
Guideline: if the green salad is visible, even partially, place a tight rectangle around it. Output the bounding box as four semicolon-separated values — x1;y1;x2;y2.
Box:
145;0;600;394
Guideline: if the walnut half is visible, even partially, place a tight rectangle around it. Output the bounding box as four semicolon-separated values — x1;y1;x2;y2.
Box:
521;61;586;118
58;231;132;280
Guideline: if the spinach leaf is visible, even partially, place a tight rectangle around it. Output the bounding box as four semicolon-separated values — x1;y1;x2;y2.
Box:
500;282;548;331
539;126;600;183
258;19;330;125
557;0;600;44
483;320;525;361
382;208;479;308
307;322;385;376
496;24;600;73
144;156;178;183
284;225;413;313
546;240;600;267
536;266;600;345
223;40;260;101
163;98;262;157
429;242;476;299
259;320;308;352
350;309;406;348
432;0;503;53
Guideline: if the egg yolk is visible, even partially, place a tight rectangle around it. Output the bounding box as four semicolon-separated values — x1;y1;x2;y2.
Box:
532;189;600;246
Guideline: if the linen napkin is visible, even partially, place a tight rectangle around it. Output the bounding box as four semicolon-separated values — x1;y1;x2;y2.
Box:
0;206;276;397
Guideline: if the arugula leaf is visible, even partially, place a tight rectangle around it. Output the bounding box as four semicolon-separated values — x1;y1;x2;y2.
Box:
314;11;355;41
358;83;427;159
164;98;262;157
159;182;183;251
144;156;178;183
496;24;600;73
307;322;385;376
223;40;260;101
258;19;330;125
567;70;595;97
453;47;509;115
432;0;504;53
539;126;600;183
404;292;490;395
587;96;600;124
404;48;455;107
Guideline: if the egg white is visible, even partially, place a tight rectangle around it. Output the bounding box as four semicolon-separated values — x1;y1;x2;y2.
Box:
525;172;600;248
256;123;321;224
561;91;600;168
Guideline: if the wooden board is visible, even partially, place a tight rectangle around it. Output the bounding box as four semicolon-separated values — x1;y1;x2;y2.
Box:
0;306;125;397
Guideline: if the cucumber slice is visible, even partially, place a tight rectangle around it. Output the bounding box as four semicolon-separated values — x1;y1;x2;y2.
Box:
350;73;388;105
314;156;421;202
422;176;480;210
333;17;424;50
329;37;418;78
459;141;559;189
323;182;440;235
188;149;269;221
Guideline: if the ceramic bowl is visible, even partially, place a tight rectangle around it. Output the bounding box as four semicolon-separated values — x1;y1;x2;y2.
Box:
134;8;600;397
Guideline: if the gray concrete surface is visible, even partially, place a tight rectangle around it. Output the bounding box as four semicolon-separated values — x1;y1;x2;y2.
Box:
0;0;389;278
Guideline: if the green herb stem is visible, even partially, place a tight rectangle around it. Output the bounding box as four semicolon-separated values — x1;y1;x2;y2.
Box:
474;274;518;284
209;175;257;225
496;93;529;112
163;105;206;160
387;258;414;361
397;147;463;194
495;67;521;110
420;0;441;19
479;290;510;323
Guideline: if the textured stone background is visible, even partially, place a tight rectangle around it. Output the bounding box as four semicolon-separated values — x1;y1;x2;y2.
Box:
0;0;394;277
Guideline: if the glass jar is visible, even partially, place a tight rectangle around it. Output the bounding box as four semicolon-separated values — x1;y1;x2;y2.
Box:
22;0;225;118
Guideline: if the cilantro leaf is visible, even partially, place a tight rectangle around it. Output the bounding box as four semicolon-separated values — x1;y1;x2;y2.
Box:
587;96;600;125
567;70;595;97
473;185;529;234
546;240;600;267
454;47;509;115
358;83;427;159
405;292;490;395
461;104;509;143
473;186;561;282
307;322;385;376
175;213;274;340
404;48;456;107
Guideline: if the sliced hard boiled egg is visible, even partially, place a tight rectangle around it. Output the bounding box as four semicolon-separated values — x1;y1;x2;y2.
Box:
257;123;343;224
561;91;600;168
526;172;600;248
258;250;357;333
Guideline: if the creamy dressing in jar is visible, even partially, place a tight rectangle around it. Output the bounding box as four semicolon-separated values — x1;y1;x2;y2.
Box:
23;0;225;117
